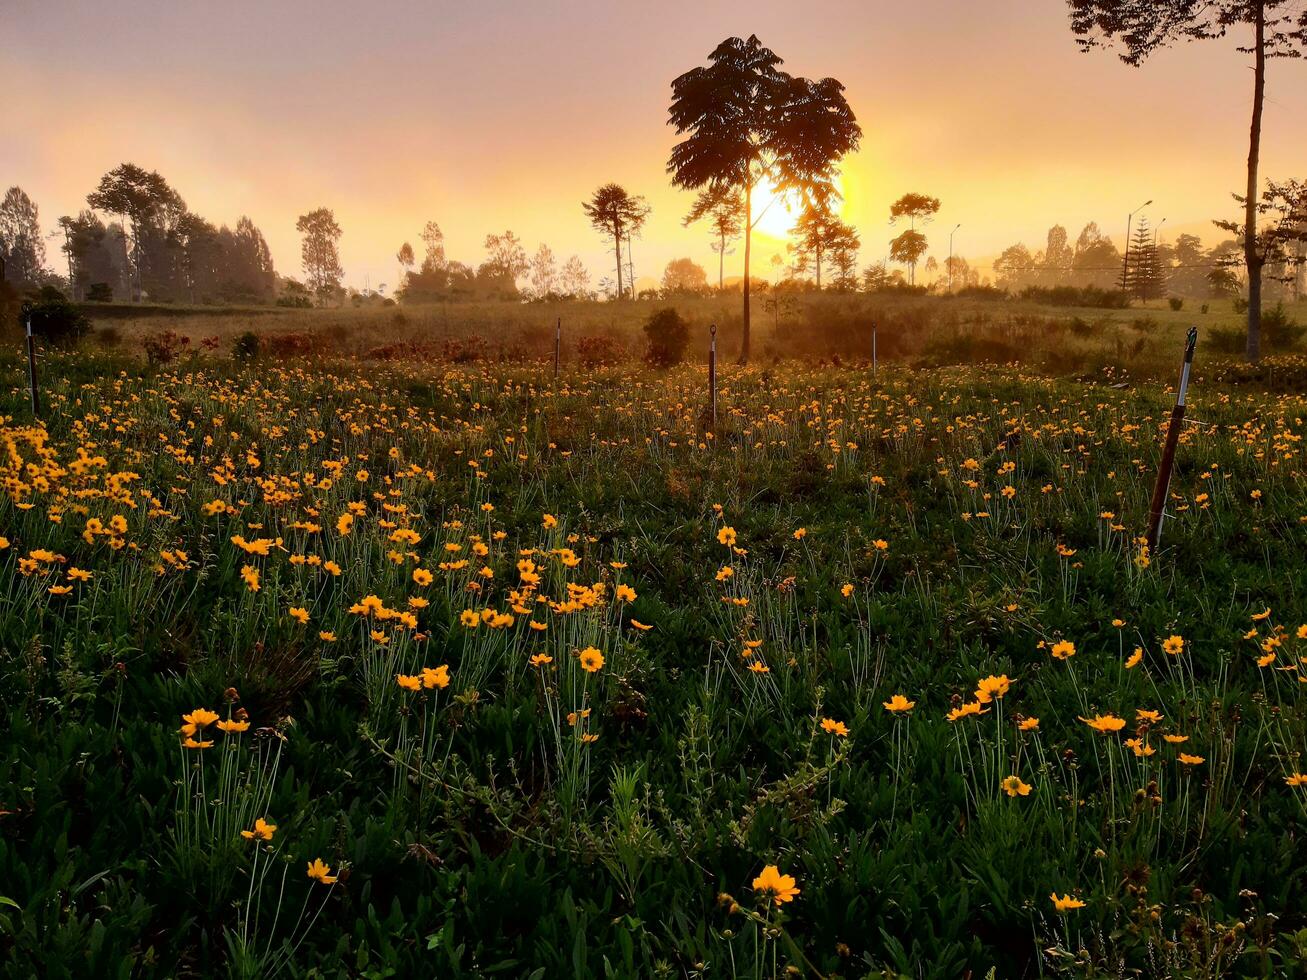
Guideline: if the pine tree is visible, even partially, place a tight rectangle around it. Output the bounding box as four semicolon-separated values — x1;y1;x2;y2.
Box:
1125;217;1166;301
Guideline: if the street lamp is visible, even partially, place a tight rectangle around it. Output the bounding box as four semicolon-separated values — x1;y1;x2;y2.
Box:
1122;198;1152;296
948;223;961;293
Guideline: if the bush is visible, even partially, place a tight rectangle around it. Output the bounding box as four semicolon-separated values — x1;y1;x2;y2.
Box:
1232;296;1249;314
87;282;114;302
19;287;90;346
1168;297;1184;311
576;333;626;368
232;331;261;361
1019;285;1129;309
642;307;690;368
1210;305;1305;355
142;329;191;365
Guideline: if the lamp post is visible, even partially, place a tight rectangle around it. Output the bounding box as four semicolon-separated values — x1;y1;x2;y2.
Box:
947;223;961;293
1122;198;1153;297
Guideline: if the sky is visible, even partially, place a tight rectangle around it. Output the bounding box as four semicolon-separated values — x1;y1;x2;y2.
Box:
4;0;1306;292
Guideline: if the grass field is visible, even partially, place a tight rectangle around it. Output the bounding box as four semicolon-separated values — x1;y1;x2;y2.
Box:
3;338;1307;977
74;294;1307;382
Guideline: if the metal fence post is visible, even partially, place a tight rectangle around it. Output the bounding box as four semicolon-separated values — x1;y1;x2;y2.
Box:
1145;326;1198;552
26;316;41;418
708;323;717;430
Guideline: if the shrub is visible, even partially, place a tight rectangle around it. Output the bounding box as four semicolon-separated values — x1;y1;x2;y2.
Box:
87;282;114;302
1168;297;1184;311
1209;305;1305;355
232;331;261;361
20;287;90;346
1233;296;1249;314
1019;285;1129;309
642;308;690;368
142;329;191;365
576;333;626;368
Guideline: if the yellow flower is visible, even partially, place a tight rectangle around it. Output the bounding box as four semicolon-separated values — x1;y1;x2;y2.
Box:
289;606;310;625
319;631;337;642
1001;775;1031;797
974;674;1010;703
182;708;220;729
1018;717;1040;731
542;513;558;529
1162;635;1184;656
1079;713;1126;734
530;653;553;667
717;526;736;546
1177;753;1205;765
421;665;450;690
395;674;421;692
615;584;636;603
820;718;849;736
840;583;854;598
882;694;915;713
241;817;277;841
629;619;652;631
413;568;433;587
792;527;807;540
306;858;337;884
1050;640;1076;660
1050;892;1086;912
182;736;214;750
240;565;260;592
752;864;800;906
947;701;989;722
1125;648;1142;669
578;647;605;673
217;719;250;733
1285;773;1307;787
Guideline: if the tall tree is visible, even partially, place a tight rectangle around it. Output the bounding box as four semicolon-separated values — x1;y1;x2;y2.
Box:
887;193;939;285
295;208;343;303
87;164;184;301
662;257;709;295
1068;0;1307;361
993;243;1037;291
560;255;590;298
1041;224;1074;285
0;187;46;289
480;231;528;296
397;242;415;289
1215;178;1307;306
420;222;446;270
1125;217;1166;300
582;184;649;300
528;243;559;299
790;204;858;289
668;35;861;362
889;230;928;285
683;186;744;289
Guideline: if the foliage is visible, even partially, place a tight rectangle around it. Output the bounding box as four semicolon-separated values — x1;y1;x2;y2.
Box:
642;307;691;368
19;287;90;346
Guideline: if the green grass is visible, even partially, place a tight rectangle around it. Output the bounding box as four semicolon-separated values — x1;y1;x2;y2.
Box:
2;348;1307;977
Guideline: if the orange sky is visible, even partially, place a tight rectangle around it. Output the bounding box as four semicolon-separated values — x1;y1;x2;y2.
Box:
4;0;1306;291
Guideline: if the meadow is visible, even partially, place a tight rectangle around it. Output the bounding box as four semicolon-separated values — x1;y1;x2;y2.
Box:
3;330;1307;978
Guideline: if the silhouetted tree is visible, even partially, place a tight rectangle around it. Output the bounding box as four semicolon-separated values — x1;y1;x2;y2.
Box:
397;242;415;289
528;243;558;299
994;243;1037;291
1068;0;1307;361
790;204;858;289
420;222;446;270
661;257;709;295
582;184;649;300
683;186;744;289
668;35;861;362
480;231;528;297
1125;217;1165;300
889;230;928;284
888;193;940;284
295;208;343;303
1071;222;1123;288
87;163;184;301
0;187;46;289
560;255;590;298
1215;178;1307;302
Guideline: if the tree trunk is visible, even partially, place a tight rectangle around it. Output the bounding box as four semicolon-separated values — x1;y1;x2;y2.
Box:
613;223;624;301
816;249;822;290
718;232;725;290
1244;0;1266;363
740;181;752;365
